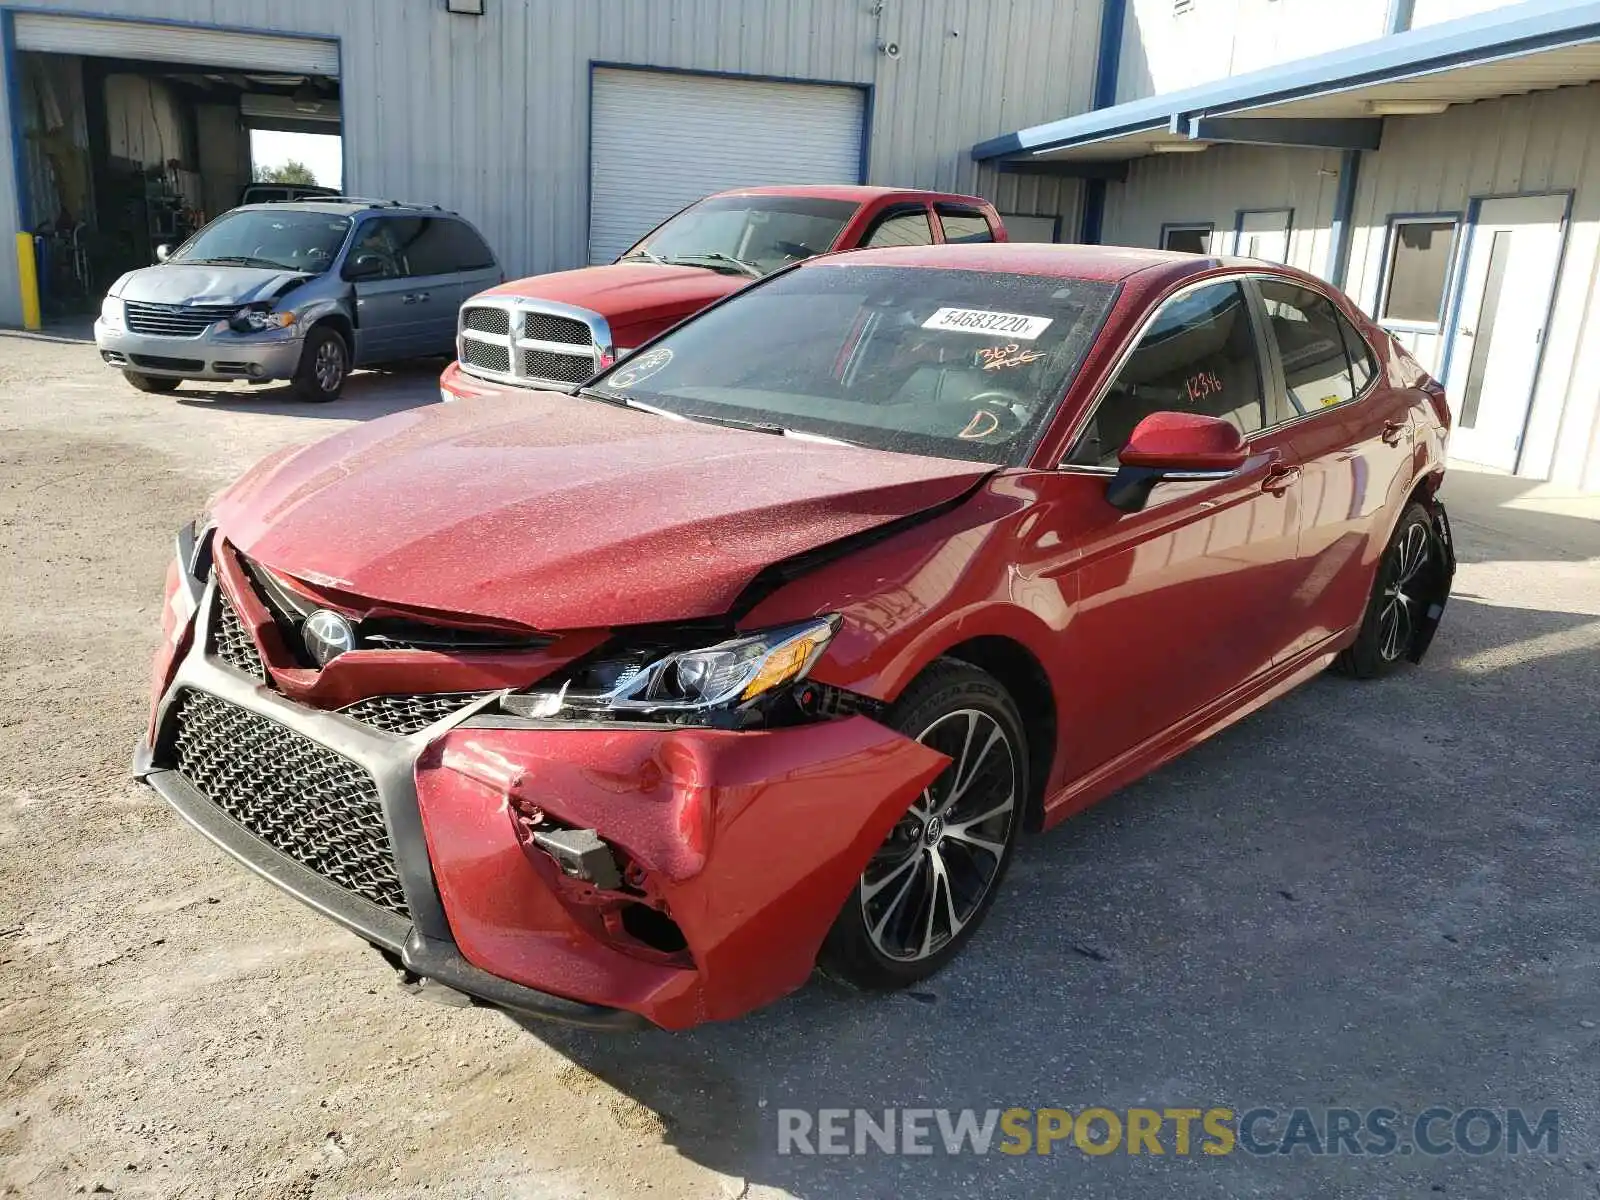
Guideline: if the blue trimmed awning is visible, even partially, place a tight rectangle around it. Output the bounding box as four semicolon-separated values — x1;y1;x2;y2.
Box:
973;0;1600;167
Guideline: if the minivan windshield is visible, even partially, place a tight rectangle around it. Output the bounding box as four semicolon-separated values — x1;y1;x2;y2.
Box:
589;264;1119;465
619;196;858;277
170;209;353;273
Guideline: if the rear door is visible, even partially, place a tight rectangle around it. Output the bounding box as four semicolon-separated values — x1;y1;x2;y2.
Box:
395;216;501;352
1254;277;1418;656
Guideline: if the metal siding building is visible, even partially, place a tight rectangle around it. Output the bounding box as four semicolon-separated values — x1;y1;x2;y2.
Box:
976;0;1600;490
0;0;1103;329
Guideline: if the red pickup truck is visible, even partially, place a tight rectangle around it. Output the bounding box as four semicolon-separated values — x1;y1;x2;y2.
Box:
439;185;1007;399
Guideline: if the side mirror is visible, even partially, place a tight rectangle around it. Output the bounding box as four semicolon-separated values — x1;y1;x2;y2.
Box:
1106;412;1248;513
344;253;386;281
154;243;172;262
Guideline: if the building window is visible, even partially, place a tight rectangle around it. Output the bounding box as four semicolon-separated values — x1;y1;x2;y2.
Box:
1380;218;1457;326
1161;224;1213;255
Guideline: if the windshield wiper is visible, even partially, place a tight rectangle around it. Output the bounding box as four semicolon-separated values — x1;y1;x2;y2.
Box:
665;251;762;278
185;255;295;270
574;387;857;444
618;248;668;266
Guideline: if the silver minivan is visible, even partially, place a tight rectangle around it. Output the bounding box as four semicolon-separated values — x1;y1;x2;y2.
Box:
94;199;501;402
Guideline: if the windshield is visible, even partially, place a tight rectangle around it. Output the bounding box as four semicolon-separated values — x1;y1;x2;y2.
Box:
171;209;352;273
620;196;858;277
590;264;1119;465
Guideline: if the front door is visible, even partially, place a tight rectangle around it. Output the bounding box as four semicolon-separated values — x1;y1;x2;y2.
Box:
1044;279;1305;779
1443;194;1567;472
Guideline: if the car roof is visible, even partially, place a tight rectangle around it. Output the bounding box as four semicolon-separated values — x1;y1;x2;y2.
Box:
706;184;990;206
804;241;1284;285
230;199;455;217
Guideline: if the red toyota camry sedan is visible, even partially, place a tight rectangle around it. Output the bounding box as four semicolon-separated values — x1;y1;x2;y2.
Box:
137;244;1454;1030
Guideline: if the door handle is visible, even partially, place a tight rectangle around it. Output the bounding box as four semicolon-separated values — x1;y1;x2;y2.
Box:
1262;464;1302;496
400;292;430;304
1381;419;1407;446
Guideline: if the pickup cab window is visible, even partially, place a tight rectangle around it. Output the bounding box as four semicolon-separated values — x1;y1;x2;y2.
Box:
619;195;857;277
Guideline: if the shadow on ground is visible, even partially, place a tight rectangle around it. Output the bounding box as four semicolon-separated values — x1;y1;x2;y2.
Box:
170;358;447;420
521;584;1600;1198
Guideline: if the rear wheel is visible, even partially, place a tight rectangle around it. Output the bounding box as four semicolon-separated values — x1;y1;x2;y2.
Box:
818;661;1026;990
122;370;180;394
1335;501;1439;678
292;325;349;402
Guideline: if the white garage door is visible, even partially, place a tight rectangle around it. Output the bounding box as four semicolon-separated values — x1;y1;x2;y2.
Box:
14;14;339;76
589;68;864;264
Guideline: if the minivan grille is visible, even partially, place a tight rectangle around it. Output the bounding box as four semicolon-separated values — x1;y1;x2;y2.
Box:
124;302;236;337
170;689;408;917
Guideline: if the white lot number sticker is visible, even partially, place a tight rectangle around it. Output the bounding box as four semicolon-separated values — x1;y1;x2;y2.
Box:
922;307;1053;340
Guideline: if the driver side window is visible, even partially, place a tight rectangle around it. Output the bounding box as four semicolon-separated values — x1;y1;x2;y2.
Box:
1067;281;1265;466
343;219;404;280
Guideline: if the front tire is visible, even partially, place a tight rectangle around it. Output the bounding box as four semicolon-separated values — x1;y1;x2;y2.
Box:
292;325;349;402
818;661;1027;990
122;370;180;394
1335;501;1440;678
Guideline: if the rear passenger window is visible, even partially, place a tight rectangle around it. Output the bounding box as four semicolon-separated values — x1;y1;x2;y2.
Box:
1257;280;1369;413
1067;281;1265;466
937;208;994;244
863;210;934;249
403;217;497;275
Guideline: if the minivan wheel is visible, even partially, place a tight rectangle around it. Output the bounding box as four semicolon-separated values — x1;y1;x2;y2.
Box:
818;660;1026;990
292;326;348;402
123;370;180;394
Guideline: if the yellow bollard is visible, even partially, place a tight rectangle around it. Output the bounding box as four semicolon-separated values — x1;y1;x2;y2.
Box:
15;232;40;330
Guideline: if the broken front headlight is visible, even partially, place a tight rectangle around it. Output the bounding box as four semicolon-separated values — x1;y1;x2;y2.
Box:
509;616;841;721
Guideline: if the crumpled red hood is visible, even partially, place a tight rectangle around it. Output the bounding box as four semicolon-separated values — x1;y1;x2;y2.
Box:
213;393;990;630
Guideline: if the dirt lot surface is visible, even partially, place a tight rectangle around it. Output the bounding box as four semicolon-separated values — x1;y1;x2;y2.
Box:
2;326;1598;1199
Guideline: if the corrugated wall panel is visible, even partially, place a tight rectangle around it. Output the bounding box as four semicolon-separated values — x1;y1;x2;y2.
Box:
0;0;1099;326
1347;85;1600;488
1101;144;1343;275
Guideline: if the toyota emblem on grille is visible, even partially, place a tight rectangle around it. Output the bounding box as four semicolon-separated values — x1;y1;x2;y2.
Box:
302;609;356;666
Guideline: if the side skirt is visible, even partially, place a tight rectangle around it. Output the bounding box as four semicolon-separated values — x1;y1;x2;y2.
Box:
1039;633;1349;830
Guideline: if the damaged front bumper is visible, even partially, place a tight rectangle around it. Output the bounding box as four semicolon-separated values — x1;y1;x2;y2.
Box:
136;566;947;1030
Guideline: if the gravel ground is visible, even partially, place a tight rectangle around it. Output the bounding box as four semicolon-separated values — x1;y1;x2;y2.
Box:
2;326;1597;1199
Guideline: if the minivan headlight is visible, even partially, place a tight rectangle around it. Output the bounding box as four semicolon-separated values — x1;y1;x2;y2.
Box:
100;295;124;328
509;617;840;719
230;307;296;333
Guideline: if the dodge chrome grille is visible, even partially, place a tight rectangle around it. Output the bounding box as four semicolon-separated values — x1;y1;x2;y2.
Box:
171;689;409;917
212;588;266;681
457;298;606;390
340;692;493;735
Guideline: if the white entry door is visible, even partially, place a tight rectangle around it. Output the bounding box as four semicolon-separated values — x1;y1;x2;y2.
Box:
1234;209;1292;263
1443;194;1567;472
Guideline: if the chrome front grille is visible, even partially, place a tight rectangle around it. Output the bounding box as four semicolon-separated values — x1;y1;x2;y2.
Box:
457;298;607;390
170;689;409;917
520;349;593;384
461;338;511;374
523;312;589;345
340;692;494;735
124;302;235;337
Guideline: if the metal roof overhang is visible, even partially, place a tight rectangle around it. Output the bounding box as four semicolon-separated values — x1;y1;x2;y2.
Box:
974;0;1600;176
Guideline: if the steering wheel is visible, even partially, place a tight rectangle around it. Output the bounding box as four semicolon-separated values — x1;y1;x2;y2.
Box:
958;388;1027;440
